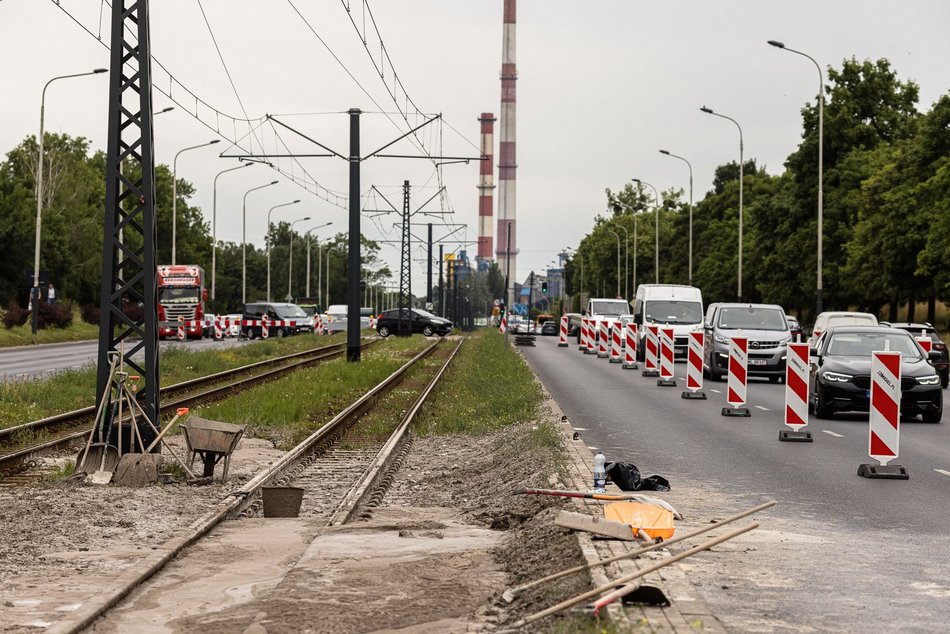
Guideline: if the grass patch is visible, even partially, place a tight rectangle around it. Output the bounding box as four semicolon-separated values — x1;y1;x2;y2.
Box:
0;334;346;431
414;330;545;436
195;336;432;449
43;460;76;485
0;309;99;348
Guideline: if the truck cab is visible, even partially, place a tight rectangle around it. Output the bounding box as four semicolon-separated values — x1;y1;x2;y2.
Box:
632;284;704;360
581;298;632;343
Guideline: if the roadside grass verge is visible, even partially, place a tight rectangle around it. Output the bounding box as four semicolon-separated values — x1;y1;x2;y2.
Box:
0;334;345;431
0;309;99;348
195;336;432;449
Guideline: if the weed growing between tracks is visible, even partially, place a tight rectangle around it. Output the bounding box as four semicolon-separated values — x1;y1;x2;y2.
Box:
195;336;432;449
0;335;345;431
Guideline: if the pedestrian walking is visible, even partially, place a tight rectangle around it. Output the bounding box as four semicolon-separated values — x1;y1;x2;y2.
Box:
47;283;56;305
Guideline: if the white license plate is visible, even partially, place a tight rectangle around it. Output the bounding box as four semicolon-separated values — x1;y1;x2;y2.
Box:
749;359;767;366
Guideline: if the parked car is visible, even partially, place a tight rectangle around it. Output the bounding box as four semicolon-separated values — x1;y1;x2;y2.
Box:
809;326;942;422
324;304;348;333
704;303;792;383
786;315;804;342
540;320;558;336
881;322;949;388
809;311;878;344
376;308;453;337
241;302;311;339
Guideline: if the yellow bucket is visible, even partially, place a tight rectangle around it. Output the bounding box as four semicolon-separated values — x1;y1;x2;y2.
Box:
604;502;675;540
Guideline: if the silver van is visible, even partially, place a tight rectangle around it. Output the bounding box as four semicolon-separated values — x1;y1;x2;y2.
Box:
703;303;791;382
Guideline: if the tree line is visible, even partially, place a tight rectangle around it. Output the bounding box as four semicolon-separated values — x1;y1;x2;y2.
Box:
564;58;950;327
0;134;391;315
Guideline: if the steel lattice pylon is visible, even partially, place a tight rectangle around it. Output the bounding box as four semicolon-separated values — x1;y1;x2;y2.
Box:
397;180;412;336
96;0;159;446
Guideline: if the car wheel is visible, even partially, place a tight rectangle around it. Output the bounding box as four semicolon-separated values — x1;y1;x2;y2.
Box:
378;325;391;337
814;384;833;419
709;357;724;382
276;328;286;338
922;408;943;423
422;325;435;337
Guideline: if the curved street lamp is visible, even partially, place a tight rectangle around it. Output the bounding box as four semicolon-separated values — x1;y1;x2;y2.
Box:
659;149;694;286
632;178;661;284
768;39;824;315
606;228;621;298
305;222;334;304
172;138;219;264
242;181;279;304
700;105;744;301
32;67;107;334
609;223;629;301
211;162;253;306
287;217;311;301
266;199;301;301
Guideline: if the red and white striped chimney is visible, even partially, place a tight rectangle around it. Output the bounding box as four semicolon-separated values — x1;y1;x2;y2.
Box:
477;112;496;265
497;0;517;301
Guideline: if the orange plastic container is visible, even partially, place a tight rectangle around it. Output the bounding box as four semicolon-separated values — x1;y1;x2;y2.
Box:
604;502;675;540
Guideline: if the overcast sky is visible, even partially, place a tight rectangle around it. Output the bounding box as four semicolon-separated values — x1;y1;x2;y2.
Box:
2;1;949;296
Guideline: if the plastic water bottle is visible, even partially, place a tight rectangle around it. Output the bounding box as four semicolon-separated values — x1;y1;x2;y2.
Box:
593;451;607;493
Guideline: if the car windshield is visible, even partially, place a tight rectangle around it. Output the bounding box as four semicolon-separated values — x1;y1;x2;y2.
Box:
717;307;788;331
825;332;922;359
590;301;629;317
159;288;199;304
645;301;702;325
275;305;308;318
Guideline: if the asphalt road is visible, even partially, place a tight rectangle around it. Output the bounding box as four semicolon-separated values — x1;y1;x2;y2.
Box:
0;337;248;382
522;334;950;632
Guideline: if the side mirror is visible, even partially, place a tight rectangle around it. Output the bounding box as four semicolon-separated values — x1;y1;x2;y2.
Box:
704;321;712;330
809;347;819;357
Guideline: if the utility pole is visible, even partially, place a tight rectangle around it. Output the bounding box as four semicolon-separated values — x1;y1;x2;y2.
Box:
426;223;433;309
398;180;411;336
438;244;444;317
347;109;361;361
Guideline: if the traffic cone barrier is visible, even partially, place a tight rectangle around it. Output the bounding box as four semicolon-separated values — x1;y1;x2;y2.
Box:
779;343;812;441
721;337;750;416
681;331;707;399
858;350;909;479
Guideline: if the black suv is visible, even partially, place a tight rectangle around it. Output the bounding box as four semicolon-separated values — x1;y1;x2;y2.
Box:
241;302;312;339
376;308;452;337
881;322;949;388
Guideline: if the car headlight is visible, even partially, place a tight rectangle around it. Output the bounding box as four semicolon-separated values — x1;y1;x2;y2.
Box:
778;339;789;347
917;375;941;386
714;334;729;344
822;371;852;383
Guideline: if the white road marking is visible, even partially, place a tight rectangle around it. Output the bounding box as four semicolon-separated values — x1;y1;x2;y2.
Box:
710;389;722;394
754;405;770;411
573;427;588;431
821;430;844;438
934;469;950;478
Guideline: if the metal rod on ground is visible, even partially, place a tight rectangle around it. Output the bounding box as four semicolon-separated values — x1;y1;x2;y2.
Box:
520;522;759;626
504;500;775;601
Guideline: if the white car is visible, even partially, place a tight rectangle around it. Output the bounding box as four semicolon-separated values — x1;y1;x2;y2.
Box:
225;314;243;337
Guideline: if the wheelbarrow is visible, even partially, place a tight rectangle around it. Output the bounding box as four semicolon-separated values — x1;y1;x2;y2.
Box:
180;415;245;481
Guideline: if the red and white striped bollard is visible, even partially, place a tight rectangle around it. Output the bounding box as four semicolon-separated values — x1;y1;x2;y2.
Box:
682;331;707;399
657;327;676;386
622;322;638;369
642;325;659;377
722;337;751;416
597;320;609;358
779;343;812;440
858;350;909;479
558;315;569;347
609;322;623;363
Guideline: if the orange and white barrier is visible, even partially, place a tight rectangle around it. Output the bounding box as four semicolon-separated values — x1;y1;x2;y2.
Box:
609;322;623;363
176;316;185;341
722;337;751;416
657;327;676;386
642;325;659;377
682;331;706;399
623;322;638;369
780;343;812;441
558;315;569;347
859;350;908;478
597;320;609;358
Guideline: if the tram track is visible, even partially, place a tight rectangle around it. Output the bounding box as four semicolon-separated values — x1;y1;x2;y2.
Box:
45;336;463;634
0;338;372;480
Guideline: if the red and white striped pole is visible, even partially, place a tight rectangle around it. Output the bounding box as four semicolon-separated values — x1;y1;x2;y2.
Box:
499;311;508;334
779;343;812;441
213;316;223;341
623;322;639;370
176;316;185;342
597;320;609;359
558;315;569;347
858;350;909;479
722;337;751;416
584;317;596;354
657;327;676;386
681;331;707;399
261;315;269;339
642;325;660;377
609;322;623;363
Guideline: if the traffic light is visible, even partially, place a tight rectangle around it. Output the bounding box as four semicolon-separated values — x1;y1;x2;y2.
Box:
541;281;548;295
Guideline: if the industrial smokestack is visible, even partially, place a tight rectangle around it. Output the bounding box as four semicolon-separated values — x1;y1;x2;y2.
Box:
497;0;517;303
477;112;496;269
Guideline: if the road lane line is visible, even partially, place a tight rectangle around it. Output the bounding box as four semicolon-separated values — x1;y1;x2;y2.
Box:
934;469;950;478
821;430;844;438
710;389;721;394
754;405;769;411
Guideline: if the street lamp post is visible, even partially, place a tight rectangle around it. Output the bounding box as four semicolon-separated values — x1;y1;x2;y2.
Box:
325;248;332;306
32;67;107;334
701;105;744;301
172;139;219;265
633;178;661;284
606;228;621;298
287;217;311;301
265;199;301;301
242;181;279;304
610;223;629;300
305;222;333;300
768;39;824;315
211;162;252;308
659;149;694;286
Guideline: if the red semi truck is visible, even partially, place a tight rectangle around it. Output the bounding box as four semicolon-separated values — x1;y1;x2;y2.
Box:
157;265;207;339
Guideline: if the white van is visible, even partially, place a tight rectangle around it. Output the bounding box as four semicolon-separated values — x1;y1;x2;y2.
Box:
809;311;878;344
632;284;704;360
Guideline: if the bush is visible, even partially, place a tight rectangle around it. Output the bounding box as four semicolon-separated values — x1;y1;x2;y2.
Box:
81;304;100;325
3;302;29;329
37;301;74;329
122;301;144;322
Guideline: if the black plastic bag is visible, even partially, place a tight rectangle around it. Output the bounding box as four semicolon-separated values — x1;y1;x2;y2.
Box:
605;461;671;492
